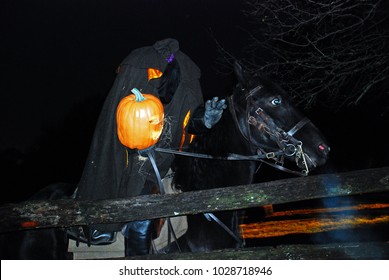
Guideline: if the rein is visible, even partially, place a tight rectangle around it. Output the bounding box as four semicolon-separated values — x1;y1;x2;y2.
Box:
155;147;284;161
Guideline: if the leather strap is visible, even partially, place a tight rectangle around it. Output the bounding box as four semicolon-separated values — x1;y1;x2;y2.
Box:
141;147;182;252
287;117;311;137
204;213;244;247
155;147;284;161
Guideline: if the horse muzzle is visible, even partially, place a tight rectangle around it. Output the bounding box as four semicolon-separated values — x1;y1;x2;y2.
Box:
299;143;330;171
318;143;331;158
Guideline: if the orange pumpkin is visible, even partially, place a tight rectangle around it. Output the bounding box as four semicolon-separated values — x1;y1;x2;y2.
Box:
116;88;164;150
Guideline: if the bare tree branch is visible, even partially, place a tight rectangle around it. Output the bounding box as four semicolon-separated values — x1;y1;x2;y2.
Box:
221;0;389;111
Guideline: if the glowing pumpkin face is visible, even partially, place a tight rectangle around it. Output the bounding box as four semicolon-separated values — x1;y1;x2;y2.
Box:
116;88;164;150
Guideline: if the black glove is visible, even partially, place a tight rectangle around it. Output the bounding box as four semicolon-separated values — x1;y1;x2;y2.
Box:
203;97;227;129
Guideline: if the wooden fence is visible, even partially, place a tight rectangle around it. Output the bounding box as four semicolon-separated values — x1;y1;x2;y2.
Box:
1;166;389;259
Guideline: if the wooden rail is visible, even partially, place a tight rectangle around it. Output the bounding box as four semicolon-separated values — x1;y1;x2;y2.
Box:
0;166;388;233
124;242;389;260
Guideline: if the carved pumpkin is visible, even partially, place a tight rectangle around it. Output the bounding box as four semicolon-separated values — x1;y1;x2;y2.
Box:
116;88;164;150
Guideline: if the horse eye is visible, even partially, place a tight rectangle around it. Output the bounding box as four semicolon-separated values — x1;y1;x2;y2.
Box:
271;97;282;106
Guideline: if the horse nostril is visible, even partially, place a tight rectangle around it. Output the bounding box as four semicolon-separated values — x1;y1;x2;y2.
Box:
318;143;330;156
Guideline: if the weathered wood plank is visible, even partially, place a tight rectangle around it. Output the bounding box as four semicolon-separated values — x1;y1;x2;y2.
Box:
0;166;388;233
120;242;389;260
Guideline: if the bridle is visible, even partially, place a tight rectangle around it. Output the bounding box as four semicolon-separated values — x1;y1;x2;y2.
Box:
228;85;313;177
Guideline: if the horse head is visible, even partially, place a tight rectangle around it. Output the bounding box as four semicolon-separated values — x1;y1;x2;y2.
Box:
231;62;330;175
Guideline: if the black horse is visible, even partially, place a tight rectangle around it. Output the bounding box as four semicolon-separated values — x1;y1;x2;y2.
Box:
168;62;330;253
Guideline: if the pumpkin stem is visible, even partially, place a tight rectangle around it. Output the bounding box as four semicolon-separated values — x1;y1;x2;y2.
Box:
131;88;145;102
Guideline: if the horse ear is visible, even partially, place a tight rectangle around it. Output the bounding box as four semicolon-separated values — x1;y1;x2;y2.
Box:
233;61;248;86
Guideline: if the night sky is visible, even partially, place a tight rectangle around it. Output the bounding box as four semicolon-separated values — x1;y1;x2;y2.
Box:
1;0;388;204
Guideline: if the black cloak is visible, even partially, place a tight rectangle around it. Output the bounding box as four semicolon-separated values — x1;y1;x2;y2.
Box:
75;39;204;211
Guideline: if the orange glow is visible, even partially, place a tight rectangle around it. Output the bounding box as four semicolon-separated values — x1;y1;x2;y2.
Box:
240;203;389;239
147;68;163;80
269;203;389;217
179;110;191;151
21;221;39;228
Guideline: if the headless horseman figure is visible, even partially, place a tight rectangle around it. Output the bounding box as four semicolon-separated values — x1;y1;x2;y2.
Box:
71;38;226;256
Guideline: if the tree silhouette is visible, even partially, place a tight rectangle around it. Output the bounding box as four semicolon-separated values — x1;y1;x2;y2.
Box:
219;0;389;112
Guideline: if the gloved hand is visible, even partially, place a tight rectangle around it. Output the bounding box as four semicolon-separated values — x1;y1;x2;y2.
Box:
203;97;227;129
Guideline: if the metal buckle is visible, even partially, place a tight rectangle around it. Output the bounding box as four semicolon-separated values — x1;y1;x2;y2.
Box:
296;143;309;175
248;116;257;125
255;107;264;115
266;152;275;159
284;143;297;156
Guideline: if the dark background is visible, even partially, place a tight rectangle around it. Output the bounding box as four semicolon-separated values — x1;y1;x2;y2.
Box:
1;0;388;205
